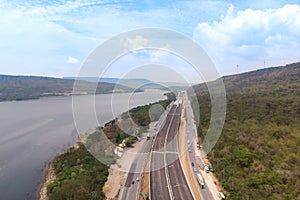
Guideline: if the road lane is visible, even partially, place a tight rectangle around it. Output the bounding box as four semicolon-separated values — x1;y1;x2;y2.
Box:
150;101;194;200
119;102;173;200
150;105;177;200
166;105;194;200
120;140;152;200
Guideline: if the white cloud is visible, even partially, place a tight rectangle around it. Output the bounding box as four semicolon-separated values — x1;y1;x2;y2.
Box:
125;35;148;51
67;56;79;64
193;4;300;75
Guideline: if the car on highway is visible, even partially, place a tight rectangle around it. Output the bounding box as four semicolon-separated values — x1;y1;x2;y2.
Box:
219;192;226;200
209;162;214;172
204;165;209;173
193;167;197;172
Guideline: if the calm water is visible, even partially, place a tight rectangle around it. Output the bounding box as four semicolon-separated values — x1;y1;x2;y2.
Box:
0;91;166;200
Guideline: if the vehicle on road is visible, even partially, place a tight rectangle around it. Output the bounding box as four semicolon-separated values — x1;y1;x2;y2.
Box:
219;192;226;200
132;180;135;184
191;162;194;167
204;165;209;173
196;173;205;189
209;162;214;172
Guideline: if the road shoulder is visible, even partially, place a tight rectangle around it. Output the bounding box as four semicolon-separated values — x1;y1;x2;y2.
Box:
178;101;203;200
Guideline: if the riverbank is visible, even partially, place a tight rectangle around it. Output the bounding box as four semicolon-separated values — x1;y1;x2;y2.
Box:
38;162;56;200
38;128;96;200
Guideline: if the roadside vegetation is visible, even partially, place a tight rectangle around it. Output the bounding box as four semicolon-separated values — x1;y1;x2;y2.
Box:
192;62;300;200
46;92;176;199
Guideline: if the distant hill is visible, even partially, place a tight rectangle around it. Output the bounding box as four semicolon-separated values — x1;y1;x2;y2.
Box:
191;62;300;199
0;75;139;102
193;62;300;95
65;77;190;90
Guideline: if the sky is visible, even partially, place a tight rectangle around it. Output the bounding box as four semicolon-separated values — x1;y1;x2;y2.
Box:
0;0;300;83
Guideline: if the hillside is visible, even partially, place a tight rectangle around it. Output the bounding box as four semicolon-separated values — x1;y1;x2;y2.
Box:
0;75;139;101
191;62;300;199
193;62;300;95
65;77;189;90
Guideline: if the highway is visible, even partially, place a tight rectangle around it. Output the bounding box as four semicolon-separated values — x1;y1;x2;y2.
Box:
120;93;220;200
150;100;194;200
119;104;171;200
119;139;152;200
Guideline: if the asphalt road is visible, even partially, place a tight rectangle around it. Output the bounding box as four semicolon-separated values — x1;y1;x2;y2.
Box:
150;102;194;200
119;104;171;200
120;141;150;200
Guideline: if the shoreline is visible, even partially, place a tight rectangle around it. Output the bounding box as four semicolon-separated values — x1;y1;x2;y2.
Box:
0;90;146;103
37;129;95;200
38;161;56;200
37;127;146;200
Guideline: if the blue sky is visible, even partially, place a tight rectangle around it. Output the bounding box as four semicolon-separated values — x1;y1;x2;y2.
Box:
0;0;300;82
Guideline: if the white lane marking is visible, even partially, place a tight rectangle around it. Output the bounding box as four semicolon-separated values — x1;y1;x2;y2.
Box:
152;151;178;154
164;105;178;200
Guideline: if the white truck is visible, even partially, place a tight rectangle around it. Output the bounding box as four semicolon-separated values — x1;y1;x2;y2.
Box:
219;192;226;200
204;165;210;173
196;173;205;189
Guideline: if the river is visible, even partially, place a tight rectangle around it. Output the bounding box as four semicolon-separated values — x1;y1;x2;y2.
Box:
0;90;166;200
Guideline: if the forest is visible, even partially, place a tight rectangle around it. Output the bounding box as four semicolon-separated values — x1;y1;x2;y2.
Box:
192;62;300;199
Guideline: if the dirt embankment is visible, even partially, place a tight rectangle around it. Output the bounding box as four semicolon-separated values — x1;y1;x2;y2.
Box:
103;164;126;200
